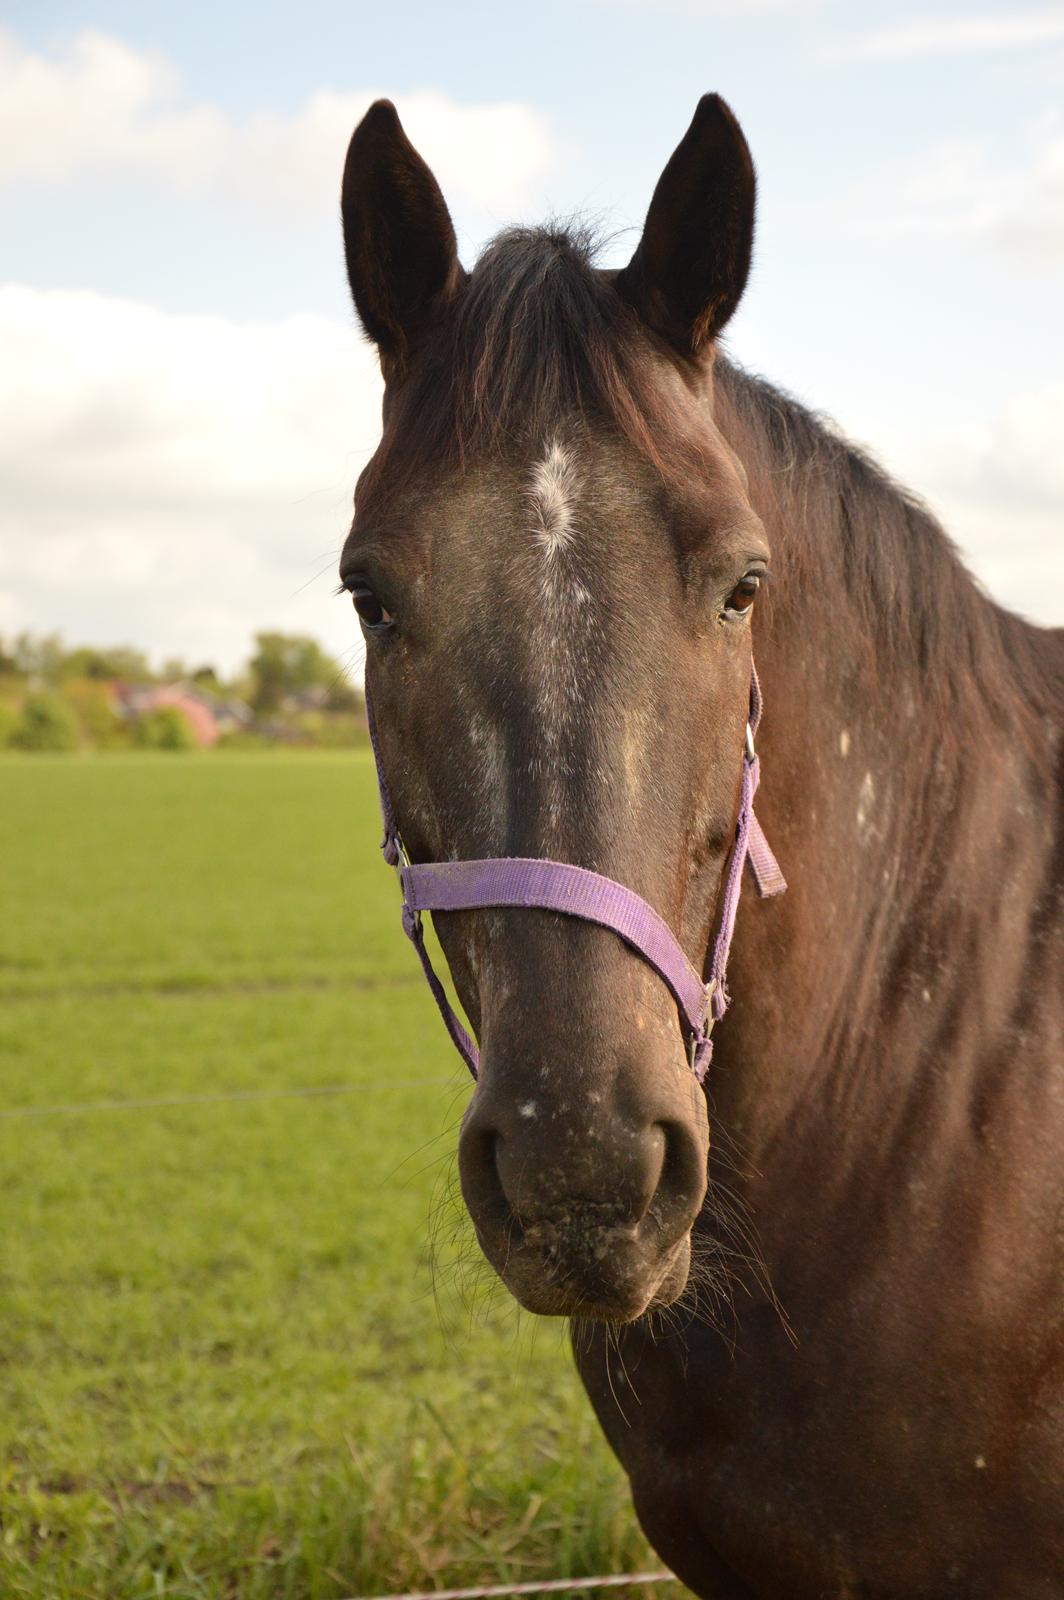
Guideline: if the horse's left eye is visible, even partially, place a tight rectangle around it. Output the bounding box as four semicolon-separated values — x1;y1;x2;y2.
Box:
724;575;760;616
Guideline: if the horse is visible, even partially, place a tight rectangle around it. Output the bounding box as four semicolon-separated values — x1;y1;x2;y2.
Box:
337;95;1064;1597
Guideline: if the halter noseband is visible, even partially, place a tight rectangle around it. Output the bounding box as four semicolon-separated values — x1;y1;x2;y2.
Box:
366;667;785;1083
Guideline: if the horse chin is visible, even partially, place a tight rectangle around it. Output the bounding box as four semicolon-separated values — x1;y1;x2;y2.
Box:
482;1225;693;1325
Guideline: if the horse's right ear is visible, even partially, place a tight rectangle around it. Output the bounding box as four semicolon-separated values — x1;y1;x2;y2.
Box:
341;100;465;370
616;94;756;357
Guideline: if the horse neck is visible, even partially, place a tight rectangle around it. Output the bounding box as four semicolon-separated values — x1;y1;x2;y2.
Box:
712;365;1059;1156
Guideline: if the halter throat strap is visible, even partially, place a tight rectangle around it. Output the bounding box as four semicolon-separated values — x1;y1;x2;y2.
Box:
366;670;785;1083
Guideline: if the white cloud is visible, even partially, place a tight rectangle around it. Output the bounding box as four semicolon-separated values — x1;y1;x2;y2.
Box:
853;113;1064;267
837;5;1064;59
857;383;1064;626
0;284;383;674
1;284;1059;689
0;29;556;217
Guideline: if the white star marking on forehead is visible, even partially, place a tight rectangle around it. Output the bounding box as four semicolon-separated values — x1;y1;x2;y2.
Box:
528;440;578;558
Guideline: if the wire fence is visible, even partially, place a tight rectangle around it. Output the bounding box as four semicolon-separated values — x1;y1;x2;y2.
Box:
0;1078;447;1119
346;1573;679;1600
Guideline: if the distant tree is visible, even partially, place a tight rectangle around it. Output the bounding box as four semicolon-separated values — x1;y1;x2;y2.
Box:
13;633;66;684
133;706;195;750
190;665;224;695
11;692;78;751
248;632;343;714
325;675;364;713
61;644;153;683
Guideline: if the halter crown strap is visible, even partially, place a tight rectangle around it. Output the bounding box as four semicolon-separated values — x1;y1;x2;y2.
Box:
365;671;785;1082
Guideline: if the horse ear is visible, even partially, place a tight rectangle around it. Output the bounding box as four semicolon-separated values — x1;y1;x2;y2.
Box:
617;94;756;356
341;100;465;368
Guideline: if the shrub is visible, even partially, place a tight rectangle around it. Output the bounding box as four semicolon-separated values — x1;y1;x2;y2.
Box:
133;706;195;750
297;711;369;748
0;700;20;749
10;693;79;751
62;679;129;750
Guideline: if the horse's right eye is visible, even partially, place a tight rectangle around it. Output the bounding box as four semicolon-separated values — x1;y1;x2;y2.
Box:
723;574;760;617
350;584;394;631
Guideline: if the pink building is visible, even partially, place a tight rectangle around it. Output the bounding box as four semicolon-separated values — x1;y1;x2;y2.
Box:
113;682;238;747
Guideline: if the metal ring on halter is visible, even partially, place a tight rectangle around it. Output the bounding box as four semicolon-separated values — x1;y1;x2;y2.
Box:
687;979;718;1069
394;835;423;932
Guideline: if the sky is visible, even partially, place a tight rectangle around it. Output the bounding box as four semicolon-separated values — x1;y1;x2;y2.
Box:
1;0;1062;675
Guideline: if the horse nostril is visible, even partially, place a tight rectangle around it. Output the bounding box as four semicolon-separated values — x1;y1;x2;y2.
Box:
458;1118;517;1239
651;1118;708;1235
629;1120;667;1226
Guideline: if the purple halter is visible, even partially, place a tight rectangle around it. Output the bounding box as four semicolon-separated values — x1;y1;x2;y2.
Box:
366;668;785;1083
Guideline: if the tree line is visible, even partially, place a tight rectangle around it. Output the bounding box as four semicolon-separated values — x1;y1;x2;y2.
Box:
0;632;365;752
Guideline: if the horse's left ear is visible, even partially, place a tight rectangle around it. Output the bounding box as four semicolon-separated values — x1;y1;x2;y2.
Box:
616;94;756;356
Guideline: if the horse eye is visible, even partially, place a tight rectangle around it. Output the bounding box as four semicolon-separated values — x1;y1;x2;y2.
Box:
350;584;394;630
724;575;760;616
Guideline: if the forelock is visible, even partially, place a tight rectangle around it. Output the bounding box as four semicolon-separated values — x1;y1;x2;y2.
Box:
359;224;709;508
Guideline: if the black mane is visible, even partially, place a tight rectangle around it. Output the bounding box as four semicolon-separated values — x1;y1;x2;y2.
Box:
716;358;1059;721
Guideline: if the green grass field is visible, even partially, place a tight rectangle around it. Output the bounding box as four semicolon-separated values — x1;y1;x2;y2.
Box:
0;753;674;1600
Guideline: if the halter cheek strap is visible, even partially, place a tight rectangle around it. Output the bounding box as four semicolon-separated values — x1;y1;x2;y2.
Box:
366;668;785;1083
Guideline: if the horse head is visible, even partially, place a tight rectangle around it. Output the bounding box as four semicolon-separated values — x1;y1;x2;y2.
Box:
340;97;771;1322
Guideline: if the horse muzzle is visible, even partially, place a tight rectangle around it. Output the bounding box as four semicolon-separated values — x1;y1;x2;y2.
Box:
458;1081;707;1321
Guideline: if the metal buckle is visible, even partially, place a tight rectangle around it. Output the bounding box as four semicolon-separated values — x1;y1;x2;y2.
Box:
745;722;756;761
393;836;423;935
688;978;718;1068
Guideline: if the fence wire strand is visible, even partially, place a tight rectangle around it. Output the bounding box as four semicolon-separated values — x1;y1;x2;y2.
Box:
0;1078;448;1119
345;1573;678;1600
